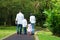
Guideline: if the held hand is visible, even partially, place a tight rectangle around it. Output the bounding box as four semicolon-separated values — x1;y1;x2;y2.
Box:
15;21;17;24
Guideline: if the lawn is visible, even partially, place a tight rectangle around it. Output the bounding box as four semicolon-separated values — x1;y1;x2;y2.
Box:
37;31;60;40
0;26;16;39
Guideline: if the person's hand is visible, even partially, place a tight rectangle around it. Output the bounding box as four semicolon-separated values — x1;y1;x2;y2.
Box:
15;21;17;24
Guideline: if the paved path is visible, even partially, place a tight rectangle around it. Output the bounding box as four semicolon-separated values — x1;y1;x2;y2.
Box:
3;33;34;40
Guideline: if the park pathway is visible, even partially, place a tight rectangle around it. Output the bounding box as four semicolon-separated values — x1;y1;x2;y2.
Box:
3;33;34;40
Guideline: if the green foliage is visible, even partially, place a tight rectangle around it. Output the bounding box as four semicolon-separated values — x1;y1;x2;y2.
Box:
44;0;60;36
0;0;47;26
43;9;52;28
0;0;60;37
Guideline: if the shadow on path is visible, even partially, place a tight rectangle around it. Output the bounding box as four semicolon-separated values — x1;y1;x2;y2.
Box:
3;33;34;40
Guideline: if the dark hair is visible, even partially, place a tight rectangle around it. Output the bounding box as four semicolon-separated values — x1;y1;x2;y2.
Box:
30;13;33;16
28;21;30;24
19;10;21;12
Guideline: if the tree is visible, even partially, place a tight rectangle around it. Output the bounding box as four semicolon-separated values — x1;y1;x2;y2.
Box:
0;0;51;27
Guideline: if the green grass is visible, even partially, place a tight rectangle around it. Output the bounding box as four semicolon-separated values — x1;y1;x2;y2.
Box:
37;31;60;40
0;26;16;39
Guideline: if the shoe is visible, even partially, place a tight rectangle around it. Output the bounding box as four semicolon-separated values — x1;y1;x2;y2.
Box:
20;33;22;35
24;33;27;35
17;32;19;34
31;33;34;35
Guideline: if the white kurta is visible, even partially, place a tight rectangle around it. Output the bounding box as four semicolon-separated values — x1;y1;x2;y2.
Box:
16;12;24;24
30;16;36;23
22;19;27;27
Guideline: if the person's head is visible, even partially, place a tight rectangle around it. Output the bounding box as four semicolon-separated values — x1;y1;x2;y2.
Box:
30;13;32;16
28;22;30;24
19;10;21;12
30;13;34;16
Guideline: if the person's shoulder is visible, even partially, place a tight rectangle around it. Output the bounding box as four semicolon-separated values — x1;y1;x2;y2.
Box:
18;13;23;16
25;19;27;20
23;19;25;21
24;19;27;22
30;16;35;17
23;19;26;21
16;13;19;16
32;15;35;17
21;13;24;16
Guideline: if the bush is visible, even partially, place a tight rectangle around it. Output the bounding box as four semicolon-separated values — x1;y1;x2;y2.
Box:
51;14;60;36
43;0;60;36
44;9;60;36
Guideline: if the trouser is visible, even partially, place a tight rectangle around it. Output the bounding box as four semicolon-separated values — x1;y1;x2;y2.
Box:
16;24;22;34
31;23;35;34
23;27;27;34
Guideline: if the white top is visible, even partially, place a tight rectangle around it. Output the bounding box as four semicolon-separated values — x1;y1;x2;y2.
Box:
30;15;36;23
27;24;32;32
16;12;24;24
22;19;27;27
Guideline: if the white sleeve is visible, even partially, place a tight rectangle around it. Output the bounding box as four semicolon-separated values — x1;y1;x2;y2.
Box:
34;16;36;23
30;16;31;22
26;20;27;25
23;15;24;19
22;14;24;20
22;20;24;25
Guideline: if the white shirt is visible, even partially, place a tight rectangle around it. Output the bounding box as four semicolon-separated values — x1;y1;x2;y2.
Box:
16;12;24;24
30;16;36;23
27;24;32;32
22;19;27;27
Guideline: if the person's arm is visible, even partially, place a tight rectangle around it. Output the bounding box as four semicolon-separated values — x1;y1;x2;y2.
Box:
26;20;27;26
15;21;17;24
15;14;18;24
34;16;36;23
22;13;24;20
30;16;31;22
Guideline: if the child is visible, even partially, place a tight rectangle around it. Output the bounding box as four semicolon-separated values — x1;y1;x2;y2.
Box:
22;18;27;35
27;23;32;35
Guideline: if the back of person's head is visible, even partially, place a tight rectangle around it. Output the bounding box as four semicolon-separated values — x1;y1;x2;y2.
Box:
18;10;20;13
30;13;34;16
19;10;22;13
19;10;21;12
30;13;32;16
28;22;30;24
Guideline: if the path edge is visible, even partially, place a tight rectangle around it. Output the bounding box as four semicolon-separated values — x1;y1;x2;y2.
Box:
34;31;39;40
0;32;16;40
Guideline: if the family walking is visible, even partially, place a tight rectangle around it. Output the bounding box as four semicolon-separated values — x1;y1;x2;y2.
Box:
15;11;36;35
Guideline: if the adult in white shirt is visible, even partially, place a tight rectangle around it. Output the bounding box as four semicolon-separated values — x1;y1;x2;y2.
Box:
30;14;36;35
22;18;27;35
15;11;24;34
